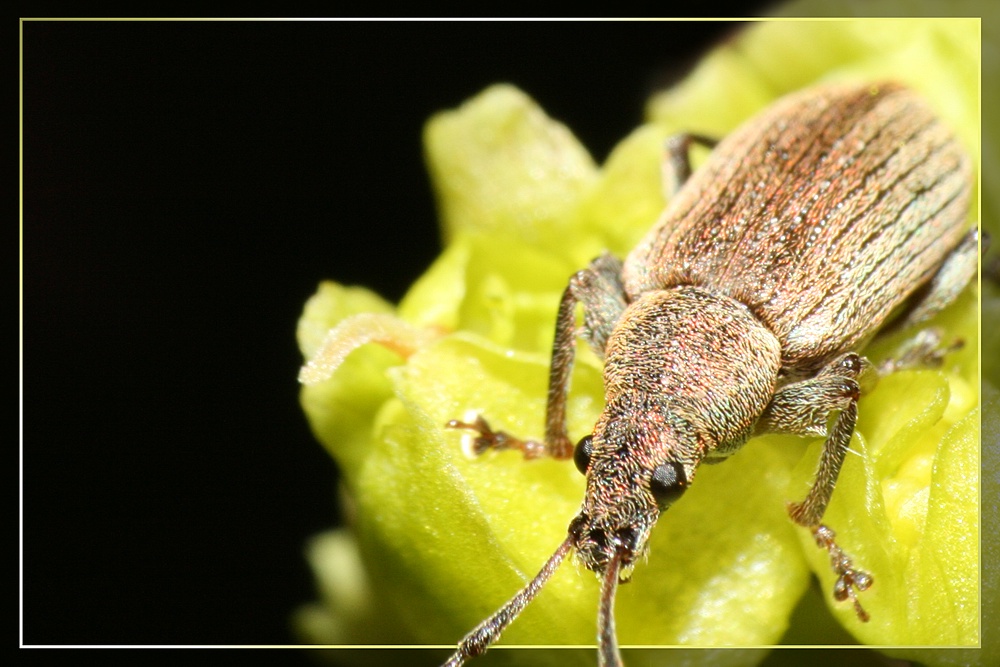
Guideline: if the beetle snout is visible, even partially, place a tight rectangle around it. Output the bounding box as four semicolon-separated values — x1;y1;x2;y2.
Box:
569;512;647;575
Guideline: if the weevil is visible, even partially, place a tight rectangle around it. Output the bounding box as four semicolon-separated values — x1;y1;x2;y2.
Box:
442;82;978;667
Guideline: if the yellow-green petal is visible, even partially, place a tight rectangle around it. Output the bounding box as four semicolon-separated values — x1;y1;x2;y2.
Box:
424;84;601;264
296;12;982;661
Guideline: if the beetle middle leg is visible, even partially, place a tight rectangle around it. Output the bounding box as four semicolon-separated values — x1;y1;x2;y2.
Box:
448;253;627;460
756;352;874;621
876;327;964;375
892;226;980;331
875;225;980;373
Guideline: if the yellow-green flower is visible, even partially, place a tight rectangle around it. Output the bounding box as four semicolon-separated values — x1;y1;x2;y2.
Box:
296;14;986;667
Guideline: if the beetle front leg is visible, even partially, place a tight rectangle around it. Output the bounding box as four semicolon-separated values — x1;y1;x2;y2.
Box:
446;283;579;460
756;353;872;438
791;397;874;622
757;352;873;621
448;253;627;461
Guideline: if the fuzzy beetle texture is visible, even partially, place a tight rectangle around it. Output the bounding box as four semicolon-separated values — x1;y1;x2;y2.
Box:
443;82;976;667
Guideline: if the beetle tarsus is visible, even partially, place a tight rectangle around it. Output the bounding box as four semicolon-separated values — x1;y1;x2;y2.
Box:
445;415;546;459
811;524;873;622
877;328;964;374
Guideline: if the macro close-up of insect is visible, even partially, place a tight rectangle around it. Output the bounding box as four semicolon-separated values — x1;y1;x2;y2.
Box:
430;82;978;667
299;78;979;666
22;14;987;665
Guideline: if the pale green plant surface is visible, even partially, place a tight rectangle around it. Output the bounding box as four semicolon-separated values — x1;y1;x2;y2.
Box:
296;15;984;667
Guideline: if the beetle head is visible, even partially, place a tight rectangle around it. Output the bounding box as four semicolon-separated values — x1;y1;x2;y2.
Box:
568;412;694;580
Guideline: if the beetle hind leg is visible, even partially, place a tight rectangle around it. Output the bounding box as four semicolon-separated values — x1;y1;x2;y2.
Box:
662;133;719;198
870;226;979;375
876;327;964;374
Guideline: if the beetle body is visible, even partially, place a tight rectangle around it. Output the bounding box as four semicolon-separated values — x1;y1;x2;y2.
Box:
624;83;971;375
569;83;974;579
438;83;977;667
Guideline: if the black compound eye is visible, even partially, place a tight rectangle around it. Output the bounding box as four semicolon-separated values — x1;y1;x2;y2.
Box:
573;435;593;475
649;461;688;509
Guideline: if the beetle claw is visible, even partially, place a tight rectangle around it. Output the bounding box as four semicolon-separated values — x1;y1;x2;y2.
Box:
812;524;872;622
446;414;545;459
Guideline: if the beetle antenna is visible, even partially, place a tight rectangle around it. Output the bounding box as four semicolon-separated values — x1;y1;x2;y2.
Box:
442;535;574;667
597;549;625;667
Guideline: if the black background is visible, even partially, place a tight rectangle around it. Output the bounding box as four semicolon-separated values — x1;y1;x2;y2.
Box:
22;18;775;653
